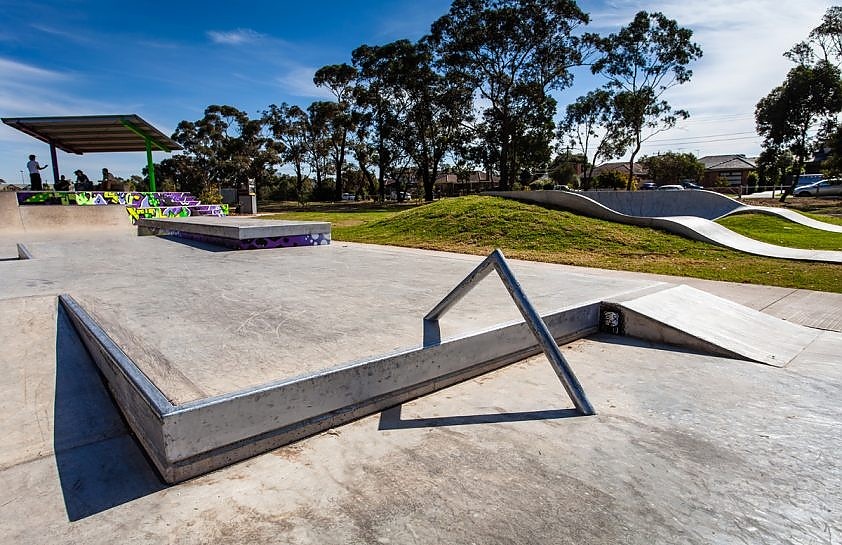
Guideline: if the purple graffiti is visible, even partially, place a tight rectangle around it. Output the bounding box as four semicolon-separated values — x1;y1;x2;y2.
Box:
147;228;331;250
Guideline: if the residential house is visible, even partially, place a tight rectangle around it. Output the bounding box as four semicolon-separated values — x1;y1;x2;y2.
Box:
699;155;756;187
590;161;648;182
434;171;500;196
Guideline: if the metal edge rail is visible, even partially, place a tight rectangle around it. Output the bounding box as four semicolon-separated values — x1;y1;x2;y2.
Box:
423;249;596;416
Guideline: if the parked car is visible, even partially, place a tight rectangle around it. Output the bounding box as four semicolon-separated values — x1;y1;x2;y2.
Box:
657;184;685;191
680;180;703;190
639;182;657;190
795;179;842;197
341;192;356;201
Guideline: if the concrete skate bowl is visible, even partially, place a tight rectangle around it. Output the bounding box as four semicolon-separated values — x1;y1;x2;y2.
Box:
487;190;842;263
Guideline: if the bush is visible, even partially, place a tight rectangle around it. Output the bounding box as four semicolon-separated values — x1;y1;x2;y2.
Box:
198;187;223;204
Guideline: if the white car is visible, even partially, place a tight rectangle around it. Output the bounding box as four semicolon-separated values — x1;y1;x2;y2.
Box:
795;179;842;197
657;184;685;191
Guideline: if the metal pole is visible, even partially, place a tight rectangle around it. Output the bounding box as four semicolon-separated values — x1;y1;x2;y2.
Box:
49;141;59;187
491;251;596;416
146;138;156;192
424;249;596;416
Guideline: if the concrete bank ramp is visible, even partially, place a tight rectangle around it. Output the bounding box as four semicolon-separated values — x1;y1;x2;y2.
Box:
606;285;821;367
0;192;132;233
0;192;23;233
729;206;842;233
489;190;842;262
581;189;742;219
582;190;842;233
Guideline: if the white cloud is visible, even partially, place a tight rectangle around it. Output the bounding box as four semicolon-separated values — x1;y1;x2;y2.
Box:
579;0;837;158
275;66;334;99
207;28;265;45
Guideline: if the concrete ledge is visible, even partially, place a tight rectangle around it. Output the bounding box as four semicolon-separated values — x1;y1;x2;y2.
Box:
60;292;598;483
137;217;331;250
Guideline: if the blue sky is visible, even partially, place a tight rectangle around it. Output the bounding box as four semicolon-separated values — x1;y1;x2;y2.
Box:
0;0;836;185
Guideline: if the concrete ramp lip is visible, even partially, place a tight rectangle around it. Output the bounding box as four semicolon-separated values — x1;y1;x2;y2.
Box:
605;284;821;367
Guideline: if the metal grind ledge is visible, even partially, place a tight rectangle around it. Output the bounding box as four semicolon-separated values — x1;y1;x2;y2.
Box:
604;285;822;367
59;294;600;484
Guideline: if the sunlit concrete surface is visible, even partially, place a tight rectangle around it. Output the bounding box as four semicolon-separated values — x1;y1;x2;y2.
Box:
1;224;841;543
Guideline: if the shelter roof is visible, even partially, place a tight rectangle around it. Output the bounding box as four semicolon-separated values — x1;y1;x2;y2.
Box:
1;114;182;155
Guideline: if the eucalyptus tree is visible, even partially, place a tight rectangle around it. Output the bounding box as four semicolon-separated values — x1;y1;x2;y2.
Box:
756;61;842;200
557;89;630;188
304;101;334;199
786;6;842;67
264;103;311;203
172;104;280;195
429;0;591;190
314;64;357;200
592;11;702;189
352;41;414;201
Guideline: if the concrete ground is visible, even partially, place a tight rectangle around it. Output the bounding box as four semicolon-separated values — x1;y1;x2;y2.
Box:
1;227;841;544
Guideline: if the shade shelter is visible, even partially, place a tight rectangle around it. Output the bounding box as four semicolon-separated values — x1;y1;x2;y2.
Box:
2;114;182;192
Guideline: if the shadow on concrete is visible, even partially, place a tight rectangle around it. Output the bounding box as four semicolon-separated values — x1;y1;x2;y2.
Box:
54;304;165;521
378;403;581;430
156;234;231;252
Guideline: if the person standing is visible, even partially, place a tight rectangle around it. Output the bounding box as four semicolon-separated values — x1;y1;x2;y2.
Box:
26;154;48;190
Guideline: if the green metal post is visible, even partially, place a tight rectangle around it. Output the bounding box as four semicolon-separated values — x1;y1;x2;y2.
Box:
145;137;156;192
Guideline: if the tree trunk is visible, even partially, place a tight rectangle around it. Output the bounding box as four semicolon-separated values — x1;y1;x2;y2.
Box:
780;157;804;202
499;140;511;191
626;141;641;191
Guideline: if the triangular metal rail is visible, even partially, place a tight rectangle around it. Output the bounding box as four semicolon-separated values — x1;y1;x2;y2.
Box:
423;249;596;416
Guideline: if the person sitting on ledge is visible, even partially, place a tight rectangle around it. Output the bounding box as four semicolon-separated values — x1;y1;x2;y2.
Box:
55;175;71;191
100;167;119;190
74;170;93;191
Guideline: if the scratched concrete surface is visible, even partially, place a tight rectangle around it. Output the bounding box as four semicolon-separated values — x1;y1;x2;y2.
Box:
1;227;841;543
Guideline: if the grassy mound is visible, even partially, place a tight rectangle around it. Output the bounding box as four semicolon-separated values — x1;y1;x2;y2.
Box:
263;196;842;293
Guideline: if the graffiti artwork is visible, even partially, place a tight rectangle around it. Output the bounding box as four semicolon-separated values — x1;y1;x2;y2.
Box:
143;228;330;250
126;204;229;223
16;191;200;207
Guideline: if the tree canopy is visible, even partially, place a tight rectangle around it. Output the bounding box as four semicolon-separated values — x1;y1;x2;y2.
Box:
591;11;702;189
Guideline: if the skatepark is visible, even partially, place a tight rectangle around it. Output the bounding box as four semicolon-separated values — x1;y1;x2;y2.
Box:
2;191;841;544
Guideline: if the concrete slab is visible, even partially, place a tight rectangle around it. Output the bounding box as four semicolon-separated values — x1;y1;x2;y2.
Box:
1;224;841;526
137;216;331;249
2;331;841;543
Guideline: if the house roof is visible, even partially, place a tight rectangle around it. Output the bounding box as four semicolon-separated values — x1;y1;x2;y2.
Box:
592;162;647;176
1;114;182;154
699;155;756;171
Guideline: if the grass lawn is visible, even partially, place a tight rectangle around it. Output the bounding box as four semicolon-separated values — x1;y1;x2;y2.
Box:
717;213;842;250
260;196;842;293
